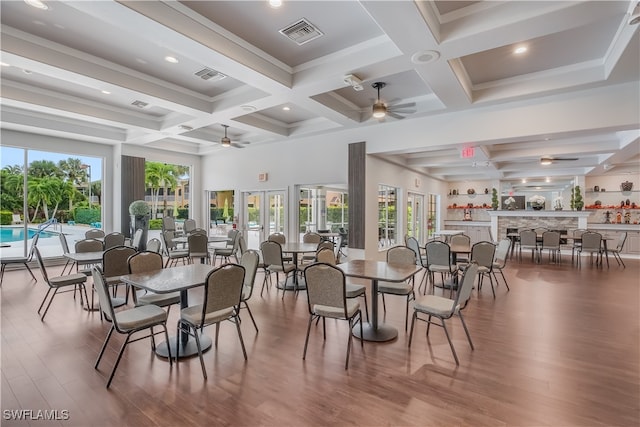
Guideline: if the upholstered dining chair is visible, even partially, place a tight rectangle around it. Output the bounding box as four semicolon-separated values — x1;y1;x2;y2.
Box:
187;233;211;264
74;238;104;275
571;229;588;264
1;232;39;286
146;238;162;254
85;228;105;240
518;230;538;263
239;249;260;333
34;247;87;321
378;245;417;331
92;266;171;388
491;238;511;291
408;262;479;365
577;232;603;267
212;230;241;265
103;232;126;250
425;240;456;295
161;230;189;267
260;240;297;299
303;262;363;369
102;245;137;308
606;232;627;268
406;236;428;294
450;234;471;264
268;232;292;262
183;218;197;235
176;263;247;379
127;251;181;314
301;232;322;263
467;241;496;297
540;231;561;263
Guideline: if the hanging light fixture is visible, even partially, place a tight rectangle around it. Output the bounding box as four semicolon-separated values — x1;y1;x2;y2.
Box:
371;82;387;119
221;124;231;147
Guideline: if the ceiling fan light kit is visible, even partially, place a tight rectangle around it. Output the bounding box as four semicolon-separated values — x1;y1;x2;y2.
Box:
221;124;231;147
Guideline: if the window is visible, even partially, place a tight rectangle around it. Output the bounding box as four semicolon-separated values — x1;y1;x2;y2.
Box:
407;192;424;242
378;185;398;248
144;161;190;219
428;193;438;239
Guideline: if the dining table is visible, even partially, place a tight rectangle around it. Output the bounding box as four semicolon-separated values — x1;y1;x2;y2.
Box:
567;235;616;267
120;263;216;359
337;260;422;342
278;242;319;290
433;230;464;243
172;235;230;245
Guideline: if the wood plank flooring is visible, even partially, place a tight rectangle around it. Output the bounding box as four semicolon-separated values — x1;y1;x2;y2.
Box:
1;255;639;426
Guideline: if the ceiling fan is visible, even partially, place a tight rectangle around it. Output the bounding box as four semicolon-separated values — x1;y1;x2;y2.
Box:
219;124;250;149
540;156;579;165
370;82;416;120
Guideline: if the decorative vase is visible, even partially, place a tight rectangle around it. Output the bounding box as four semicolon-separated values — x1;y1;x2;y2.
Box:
532;205;543;211
621;181;633;192
594;185;599;192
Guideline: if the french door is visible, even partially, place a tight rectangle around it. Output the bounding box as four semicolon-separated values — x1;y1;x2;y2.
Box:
407;192;425;243
241;190;287;250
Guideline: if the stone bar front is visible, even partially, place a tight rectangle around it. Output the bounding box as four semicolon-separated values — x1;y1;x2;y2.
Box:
487;210;593;240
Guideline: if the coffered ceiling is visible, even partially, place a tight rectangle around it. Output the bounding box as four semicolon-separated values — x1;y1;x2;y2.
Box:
1;1;638;187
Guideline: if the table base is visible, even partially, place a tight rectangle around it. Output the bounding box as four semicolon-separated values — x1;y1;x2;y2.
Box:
155;332;212;359
276;275;307;291
352;322;397;342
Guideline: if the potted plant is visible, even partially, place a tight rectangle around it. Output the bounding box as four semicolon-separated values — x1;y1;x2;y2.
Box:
573;185;584;211
503;196;516;210
491;188;499;210
129;200;150;250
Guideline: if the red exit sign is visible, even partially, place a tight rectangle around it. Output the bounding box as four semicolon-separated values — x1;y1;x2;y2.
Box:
461;146;475;158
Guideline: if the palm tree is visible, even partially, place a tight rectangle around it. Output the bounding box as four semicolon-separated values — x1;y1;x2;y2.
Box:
145;162;177;218
58;157;87;213
28;160;62;179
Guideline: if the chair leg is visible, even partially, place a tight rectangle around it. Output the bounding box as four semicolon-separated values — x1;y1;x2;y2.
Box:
37;288;53;314
345;317;354;369
302;314;314;360
243;301;259;333
106;333;131;388
0;263;5;286
458;312;474;350
24;262;38;282
192;323;207;380
381;293;386;313
362;292;369;323
234;316;248;360
408;311;417;347
95;325;115;369
441;319;459;365
40;288;60;321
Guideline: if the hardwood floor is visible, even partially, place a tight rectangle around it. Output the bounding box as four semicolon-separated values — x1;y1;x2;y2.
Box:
1;255;639;426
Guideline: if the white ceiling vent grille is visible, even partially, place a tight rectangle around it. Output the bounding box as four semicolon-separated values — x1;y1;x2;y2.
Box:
194;67;226;82
131;100;148;108
279;18;323;45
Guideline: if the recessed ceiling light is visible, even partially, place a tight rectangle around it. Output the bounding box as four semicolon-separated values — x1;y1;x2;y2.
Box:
522;179;527;184
241;105;257;112
514;46;528;54
24;0;49;10
164;56;179;64
411;50;440;64
282;106;291;111
535;186;542;190
545;177;551;183
269;0;283;8
101;90;111;95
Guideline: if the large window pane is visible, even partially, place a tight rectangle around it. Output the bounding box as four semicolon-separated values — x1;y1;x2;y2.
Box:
378;185;398;248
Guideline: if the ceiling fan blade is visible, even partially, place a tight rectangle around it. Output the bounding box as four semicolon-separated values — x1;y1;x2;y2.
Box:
389;102;416;110
231;143;246;149
387;112;405;120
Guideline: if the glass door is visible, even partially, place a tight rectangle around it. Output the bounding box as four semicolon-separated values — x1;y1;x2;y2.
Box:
242;190;287;250
407;192;424;243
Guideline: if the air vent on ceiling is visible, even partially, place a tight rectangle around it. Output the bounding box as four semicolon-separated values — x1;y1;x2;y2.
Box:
194;67;226;82
131;100;148;108
279;18;323;45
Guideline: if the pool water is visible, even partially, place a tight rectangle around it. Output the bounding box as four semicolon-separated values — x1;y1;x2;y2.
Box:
0;227;57;244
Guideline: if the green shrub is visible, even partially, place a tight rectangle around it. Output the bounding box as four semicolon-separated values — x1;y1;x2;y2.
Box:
149;219;162;230
74;208;101;224
0;210;13;225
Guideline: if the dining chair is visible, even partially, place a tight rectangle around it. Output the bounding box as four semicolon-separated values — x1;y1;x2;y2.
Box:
378;246;416;331
146;238;162;254
131;229;143;251
212;230;241;265
260;240;297;298
268;232;292;262
518;230;538;263
1;232;39;286
303;262;363;369
34;247;88;321
450;234;471;264
540;231;561;263
177;263;247;379
467;241;496;297
103;232;126;250
188;233;211;264
92;266;171;388
127;251;181;314
239;249;260;333
571;229;588;264
85;228;105;240
406;236;428;294
425;240;456;296
58;232;73;275
161;230;189;267
162;216;179;235
606;232;627;268
301;232;322;263
491;238;511;291
408;262;479;365
74;238;104;275
577;232;603;267
183;218;197;235
102;246;136;308
316;247;369;322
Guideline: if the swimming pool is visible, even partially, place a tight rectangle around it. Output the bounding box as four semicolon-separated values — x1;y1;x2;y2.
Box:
0;226;58;244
